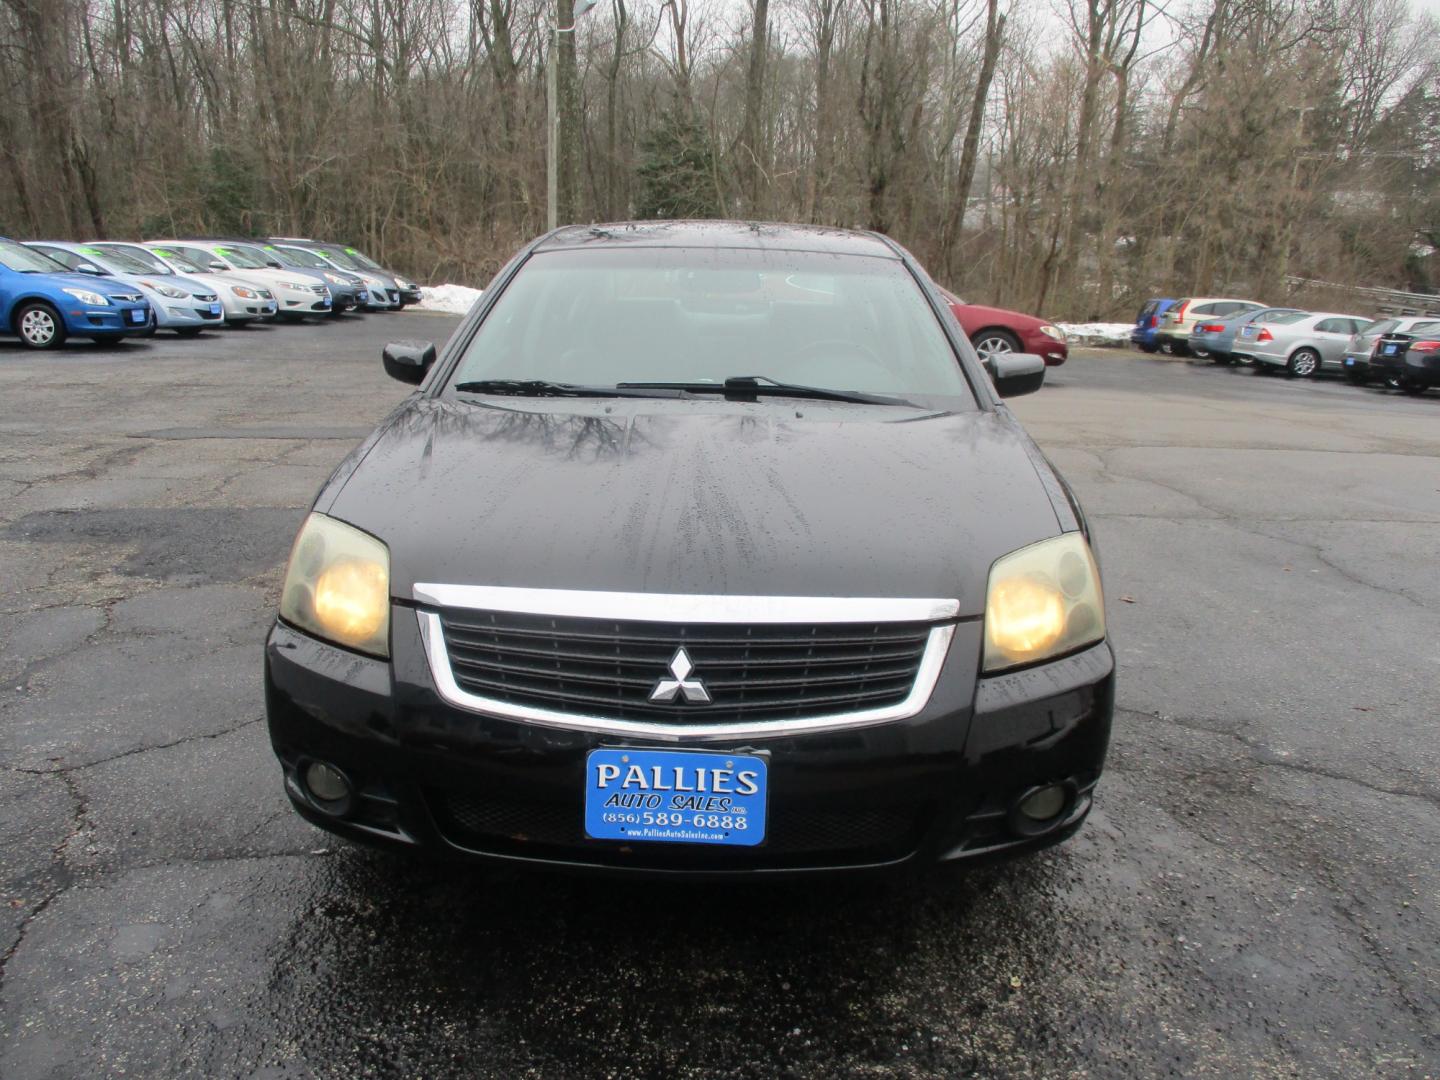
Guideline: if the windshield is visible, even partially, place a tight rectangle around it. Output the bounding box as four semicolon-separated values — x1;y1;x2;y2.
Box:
342;247;382;270
92;244;171;274
161;252;207;275
0;239;66;274
315;248;363;271
212;245;268;269
447;248;974;402
75;245;152;274
273;246;328;269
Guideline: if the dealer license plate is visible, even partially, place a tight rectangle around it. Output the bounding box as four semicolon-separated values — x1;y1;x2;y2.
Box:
129;309;146;324
584;748;767;846
1385;343;1398;354
1241;327;1256;338
209;303;222;316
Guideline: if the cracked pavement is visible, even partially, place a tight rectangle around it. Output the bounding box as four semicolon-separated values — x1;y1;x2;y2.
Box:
1;322;1437;1078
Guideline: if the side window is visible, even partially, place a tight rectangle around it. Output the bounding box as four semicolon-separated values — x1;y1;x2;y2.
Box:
1211;303;1240;316
1314;318;1339;334
1368;320;1396;336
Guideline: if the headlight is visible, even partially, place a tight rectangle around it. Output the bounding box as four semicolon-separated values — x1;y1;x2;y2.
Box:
141;280;188;299
279;514;390;657
982;533;1104;673
1038;324;1067;342
324;272;345;284
279;279;311;291
397;277;416;289
62;287;110;306
231;286;258;299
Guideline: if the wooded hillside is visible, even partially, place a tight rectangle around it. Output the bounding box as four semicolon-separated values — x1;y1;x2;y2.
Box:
2;0;1436;317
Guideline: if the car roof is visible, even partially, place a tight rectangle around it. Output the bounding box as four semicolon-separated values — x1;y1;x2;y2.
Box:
533;220;901;258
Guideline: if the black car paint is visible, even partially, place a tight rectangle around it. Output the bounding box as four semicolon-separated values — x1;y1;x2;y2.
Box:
266;222;1114;874
1371;331;1440;391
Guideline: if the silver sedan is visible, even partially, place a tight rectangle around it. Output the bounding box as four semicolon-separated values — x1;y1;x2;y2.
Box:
1236;312;1373;377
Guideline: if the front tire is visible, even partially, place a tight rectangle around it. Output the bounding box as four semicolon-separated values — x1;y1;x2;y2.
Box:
971;329;1022;362
1288;348;1320;378
15;302;67;350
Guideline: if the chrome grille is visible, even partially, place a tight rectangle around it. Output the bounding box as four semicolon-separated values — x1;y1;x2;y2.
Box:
435;608;932;726
111;293;144;302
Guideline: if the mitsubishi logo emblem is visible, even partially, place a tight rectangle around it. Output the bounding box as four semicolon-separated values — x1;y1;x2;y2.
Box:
649;647;711;704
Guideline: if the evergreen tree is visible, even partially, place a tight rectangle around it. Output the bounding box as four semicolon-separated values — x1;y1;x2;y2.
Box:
635;108;720;220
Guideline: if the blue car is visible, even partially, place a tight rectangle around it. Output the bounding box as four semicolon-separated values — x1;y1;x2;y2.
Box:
0;237;152;350
26;241;224;336
1131;298;1176;353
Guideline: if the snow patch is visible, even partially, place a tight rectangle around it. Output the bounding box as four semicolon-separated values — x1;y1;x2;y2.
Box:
1056;322;1133;347
417;284;484;314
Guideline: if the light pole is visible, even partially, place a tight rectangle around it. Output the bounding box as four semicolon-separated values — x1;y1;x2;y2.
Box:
547;0;598;232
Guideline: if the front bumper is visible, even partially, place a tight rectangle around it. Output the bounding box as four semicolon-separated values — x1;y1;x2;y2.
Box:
265;613;1115;876
63;302;154;337
1029;337;1068;366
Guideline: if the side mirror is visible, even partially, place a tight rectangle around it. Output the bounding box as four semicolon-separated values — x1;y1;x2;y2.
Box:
987;352;1046;398
266;259;283;268
208;260;227;271
382;340;436;385
75;262;105;275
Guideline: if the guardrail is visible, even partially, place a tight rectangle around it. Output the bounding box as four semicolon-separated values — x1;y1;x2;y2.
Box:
1283;276;1440;318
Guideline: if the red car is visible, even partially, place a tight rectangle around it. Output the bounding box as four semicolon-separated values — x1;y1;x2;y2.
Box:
940;288;1069;366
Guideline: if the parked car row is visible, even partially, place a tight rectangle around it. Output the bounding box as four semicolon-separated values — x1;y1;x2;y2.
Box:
0;235;422;349
1131;295;1439;395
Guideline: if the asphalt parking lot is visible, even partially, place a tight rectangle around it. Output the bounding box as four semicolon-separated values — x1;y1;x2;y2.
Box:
2;316;1437;1078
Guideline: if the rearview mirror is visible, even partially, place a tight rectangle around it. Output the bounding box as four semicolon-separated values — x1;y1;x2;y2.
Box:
987;353;1046;398
383;340;436;385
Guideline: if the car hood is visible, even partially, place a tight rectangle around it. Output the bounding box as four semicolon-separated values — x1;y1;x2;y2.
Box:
321;398;1064;616
42;272;145;298
954;302;1048;331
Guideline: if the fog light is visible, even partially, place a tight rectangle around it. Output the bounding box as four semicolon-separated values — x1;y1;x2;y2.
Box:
304;761;351;804
1019;784;1067;822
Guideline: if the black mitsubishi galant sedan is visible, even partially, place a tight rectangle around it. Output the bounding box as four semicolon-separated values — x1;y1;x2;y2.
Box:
265;221;1115;874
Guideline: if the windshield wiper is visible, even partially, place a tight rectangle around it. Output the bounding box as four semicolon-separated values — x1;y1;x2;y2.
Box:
452;379;694;399
618;375;915;407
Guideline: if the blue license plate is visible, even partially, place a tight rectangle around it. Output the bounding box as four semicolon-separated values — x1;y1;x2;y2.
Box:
358;291;369;302
1344;358;1354;366
209;303;222;315
584;748;767;846
1385;344;1398;354
129;309;146;324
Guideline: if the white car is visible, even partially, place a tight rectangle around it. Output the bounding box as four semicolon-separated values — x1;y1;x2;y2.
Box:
145;240;332;320
91;242;276;324
268;243;395;310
